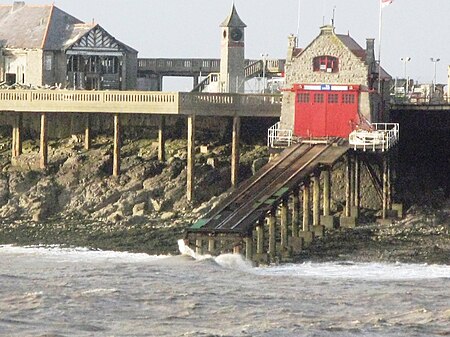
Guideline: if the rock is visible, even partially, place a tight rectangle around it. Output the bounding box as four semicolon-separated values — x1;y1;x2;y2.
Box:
160;212;175;220
133;202;146;216
207;157;218;168
107;211;123;223
200;145;210;154
149;198;162;212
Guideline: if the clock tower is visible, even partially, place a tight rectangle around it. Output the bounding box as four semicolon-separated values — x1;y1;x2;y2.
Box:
220;5;246;93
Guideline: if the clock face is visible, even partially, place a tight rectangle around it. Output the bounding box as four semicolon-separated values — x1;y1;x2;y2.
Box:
230;28;243;42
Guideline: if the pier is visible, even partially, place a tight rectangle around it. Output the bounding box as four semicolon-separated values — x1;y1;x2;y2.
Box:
0;89;281;201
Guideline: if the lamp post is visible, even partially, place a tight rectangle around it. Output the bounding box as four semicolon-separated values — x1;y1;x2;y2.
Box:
430;57;440;95
400;57;411;95
261;53;268;93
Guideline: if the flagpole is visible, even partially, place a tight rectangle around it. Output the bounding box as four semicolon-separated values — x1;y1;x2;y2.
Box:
377;0;383;93
296;0;301;45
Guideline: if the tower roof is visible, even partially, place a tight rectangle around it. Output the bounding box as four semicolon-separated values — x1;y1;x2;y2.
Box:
220;4;247;28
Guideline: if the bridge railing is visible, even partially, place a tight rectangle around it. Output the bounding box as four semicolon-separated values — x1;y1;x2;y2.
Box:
138;58;221;73
0;89;281;117
179;92;281;116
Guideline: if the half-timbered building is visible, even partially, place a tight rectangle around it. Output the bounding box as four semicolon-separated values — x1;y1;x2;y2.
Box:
0;2;137;90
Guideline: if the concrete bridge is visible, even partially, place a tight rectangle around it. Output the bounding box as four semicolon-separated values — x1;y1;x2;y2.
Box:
0;89;281;202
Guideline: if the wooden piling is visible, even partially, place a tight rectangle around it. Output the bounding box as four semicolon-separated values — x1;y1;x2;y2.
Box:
158;116;166;162
187;114;195;202
268;207;276;258
345;154;352;217
280;196;288;250
231;116;240;188
84;114;91;150
312;172;320;227
302;181;310;232
39;113;48;170
245;236;253;261
291;187;300;237
113;114;121;177
256;219;264;255
12;112;22;159
323;168;331;216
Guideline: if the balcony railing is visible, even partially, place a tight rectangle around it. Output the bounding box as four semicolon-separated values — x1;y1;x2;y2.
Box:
349;123;399;152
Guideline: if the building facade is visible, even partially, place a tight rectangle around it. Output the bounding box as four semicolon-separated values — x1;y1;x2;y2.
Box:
0;2;137;90
281;25;391;139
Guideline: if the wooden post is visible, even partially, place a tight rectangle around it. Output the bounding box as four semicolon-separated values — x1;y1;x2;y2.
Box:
345;154;352;217
323;168;331;216
187;114;195;202
231;116;240;188
84;114;91;150
39;113;48;170
382;155;388;219
291;187;300;237
312;172;320;226
195;239;203;255
113;114;121;177
280;196;288;250
245;236;253;261
12;112;22;159
268;207;276;258
256;219;264;255
354;154;361;212
208;237;215;254
302;181;310;231
158;116;166;162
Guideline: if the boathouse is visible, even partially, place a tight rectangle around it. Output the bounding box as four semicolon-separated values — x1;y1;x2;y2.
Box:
279;25;391;140
0;1;138;90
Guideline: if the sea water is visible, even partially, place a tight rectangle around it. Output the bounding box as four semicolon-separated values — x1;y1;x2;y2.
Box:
0;244;449;337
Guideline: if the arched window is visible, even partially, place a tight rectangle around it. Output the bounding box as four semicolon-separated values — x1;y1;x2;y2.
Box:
313;56;339;73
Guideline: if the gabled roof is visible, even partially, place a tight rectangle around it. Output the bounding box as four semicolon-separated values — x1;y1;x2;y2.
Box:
220;5;247;28
0;3;136;53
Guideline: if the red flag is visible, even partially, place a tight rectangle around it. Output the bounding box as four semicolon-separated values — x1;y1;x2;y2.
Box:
381;0;393;8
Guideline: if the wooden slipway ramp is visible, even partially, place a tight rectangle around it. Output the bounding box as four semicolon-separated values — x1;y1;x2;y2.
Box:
186;139;349;238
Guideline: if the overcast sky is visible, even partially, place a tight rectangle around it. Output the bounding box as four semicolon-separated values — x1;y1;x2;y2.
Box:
2;0;449;88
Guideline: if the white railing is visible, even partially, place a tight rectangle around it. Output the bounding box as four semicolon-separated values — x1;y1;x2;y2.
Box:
267;122;293;148
349;123;399;152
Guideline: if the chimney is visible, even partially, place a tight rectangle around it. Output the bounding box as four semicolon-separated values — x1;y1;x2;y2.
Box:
12;1;26;12
286;34;297;63
366;38;375;71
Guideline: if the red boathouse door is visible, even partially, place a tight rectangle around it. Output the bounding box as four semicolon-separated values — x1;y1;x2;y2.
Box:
294;84;360;138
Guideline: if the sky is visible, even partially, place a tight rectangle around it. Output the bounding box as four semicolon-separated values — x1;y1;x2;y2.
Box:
2;0;449;89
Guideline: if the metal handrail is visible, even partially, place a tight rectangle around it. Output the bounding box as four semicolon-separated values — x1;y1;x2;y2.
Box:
267;122;293;148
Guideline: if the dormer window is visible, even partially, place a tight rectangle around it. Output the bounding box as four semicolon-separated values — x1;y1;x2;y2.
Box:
313;56;339;73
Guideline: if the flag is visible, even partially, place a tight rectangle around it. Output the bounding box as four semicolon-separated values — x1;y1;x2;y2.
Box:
381;0;393;8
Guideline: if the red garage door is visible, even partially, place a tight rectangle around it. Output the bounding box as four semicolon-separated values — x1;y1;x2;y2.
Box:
294;85;360;138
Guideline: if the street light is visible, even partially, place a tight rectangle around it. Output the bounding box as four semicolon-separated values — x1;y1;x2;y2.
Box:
261;53;268;93
400;57;411;95
430;57;440;94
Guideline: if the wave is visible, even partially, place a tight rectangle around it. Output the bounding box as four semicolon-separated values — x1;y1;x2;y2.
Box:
0;244;169;263
253;261;450;280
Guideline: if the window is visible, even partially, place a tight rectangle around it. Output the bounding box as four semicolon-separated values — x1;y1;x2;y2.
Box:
314;93;324;103
342;94;356;104
313;56;339;73
297;93;310;103
102;56;119;74
328;94;339;103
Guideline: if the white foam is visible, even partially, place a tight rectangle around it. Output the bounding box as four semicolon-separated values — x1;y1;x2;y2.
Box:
253;261;450;280
0;245;168;263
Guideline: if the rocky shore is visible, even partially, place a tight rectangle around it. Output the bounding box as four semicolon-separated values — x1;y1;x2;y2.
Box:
0;135;448;264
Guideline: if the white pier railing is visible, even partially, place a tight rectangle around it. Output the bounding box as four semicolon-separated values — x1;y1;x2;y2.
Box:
349;123;399;152
267;122;293;148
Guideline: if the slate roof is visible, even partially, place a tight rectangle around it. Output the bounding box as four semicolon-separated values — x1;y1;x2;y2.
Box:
220;5;247;28
0;3;136;53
